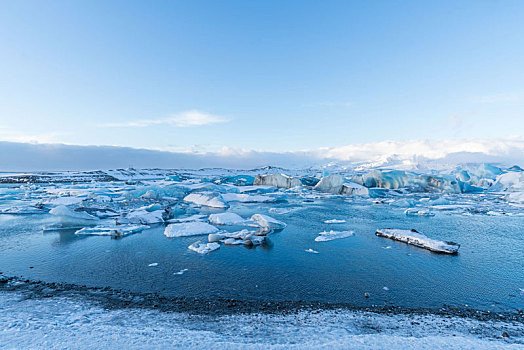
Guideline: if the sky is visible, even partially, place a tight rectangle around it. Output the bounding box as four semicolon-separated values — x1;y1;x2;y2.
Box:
1;0;524;154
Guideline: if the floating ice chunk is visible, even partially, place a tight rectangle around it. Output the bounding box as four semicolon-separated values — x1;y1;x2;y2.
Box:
164;222;219;238
315;230;354;242
174;268;188;275
148;263;158;267
0;206;44;215
237;185;276;193
49;205;99;223
314;174;344;194
324;219;346;224
341;182;369;196
119;208;166;225
221;193;277;203
253;174;302;188
75;224;149;238
183;192;228;208
430;197;450;205
375;228;460;254
46;196;85;206
505;192;524;203
404;209;435;217
250;214;286;230
305;248;319;254
383;286;389;291
188;241;220;254
167;214;207;223
208;212;246;225
490;172;524;192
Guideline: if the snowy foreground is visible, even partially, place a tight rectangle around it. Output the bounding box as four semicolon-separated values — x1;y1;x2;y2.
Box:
0;292;522;349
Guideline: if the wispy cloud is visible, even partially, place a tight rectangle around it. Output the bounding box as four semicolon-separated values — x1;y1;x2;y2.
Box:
99;110;229;128
474;92;523;104
301;101;353;108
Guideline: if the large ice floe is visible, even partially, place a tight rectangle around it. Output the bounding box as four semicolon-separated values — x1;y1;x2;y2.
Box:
164;222;219;238
75;224;149;238
183;192;229;208
208;212;246;225
376;228;460;254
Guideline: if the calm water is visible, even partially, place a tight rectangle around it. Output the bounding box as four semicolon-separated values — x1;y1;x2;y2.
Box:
0;191;523;313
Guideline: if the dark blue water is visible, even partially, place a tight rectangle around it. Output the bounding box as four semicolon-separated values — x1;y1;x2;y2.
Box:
0;194;523;312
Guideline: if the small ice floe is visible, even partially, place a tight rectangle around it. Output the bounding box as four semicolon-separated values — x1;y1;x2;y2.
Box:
164;222;219;238
208;212;246;225
45;196;85;206
174;268;188;275
315;230;354;242
404;208;435;217
188;241;220;254
221;193;277;203
49;205;100;223
375;228;460;254
305;248;319;254
0;206;44;215
250;214;286;231
383;286;389;291
208;229;266;246
75;224;149;238
167;214;207;223
183;192;228;209
148;263;158;267
324;219;346;224
118;207;169;225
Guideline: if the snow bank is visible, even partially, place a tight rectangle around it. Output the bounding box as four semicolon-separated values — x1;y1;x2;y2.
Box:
376;228;460;254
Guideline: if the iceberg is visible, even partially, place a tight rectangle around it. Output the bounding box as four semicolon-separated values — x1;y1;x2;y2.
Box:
183;192;228;208
404;209;435;217
208;229;266;246
75;224;149;238
208;212;246;225
315;230;354;242
188;241;220;254
313;174;344;194
164;221;219;238
250;214;286;230
118;208;168;225
375;228;460;254
341;182;369;196
49;205;100;223
253;173;302;188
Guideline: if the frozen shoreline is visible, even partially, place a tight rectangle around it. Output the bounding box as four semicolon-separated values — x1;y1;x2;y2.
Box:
0;289;522;349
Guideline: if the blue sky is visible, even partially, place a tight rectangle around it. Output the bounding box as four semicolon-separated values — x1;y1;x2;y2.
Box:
0;0;523;152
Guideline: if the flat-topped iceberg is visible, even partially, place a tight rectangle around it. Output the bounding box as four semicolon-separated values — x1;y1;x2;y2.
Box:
164;221;219;238
315;230;354;242
208;212;246;225
221;193;277;203
188;241;220;254
183;192;228;208
75;224;149;238
49;205;100;223
375;228;460;254
253;173;302;188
